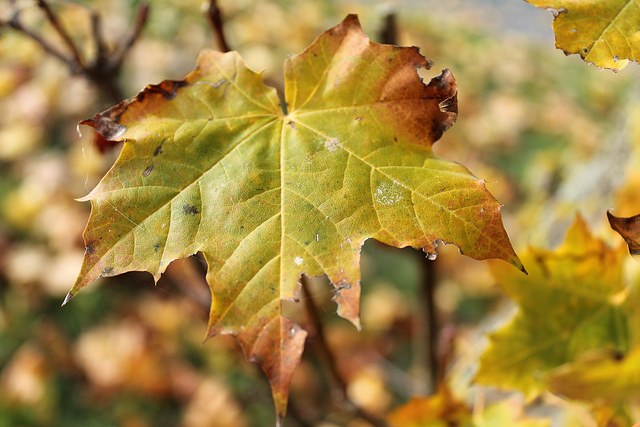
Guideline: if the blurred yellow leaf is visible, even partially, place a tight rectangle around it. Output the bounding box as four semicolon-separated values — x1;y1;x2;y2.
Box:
474;400;550;427
525;0;640;70
546;347;640;405
477;216;633;399
387;387;472;427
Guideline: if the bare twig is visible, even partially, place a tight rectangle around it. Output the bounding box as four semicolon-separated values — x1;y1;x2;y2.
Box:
379;9;397;45
286;395;318;427
205;0;230;52
2;0;150;104
6;12;77;70
36;0;85;68
90;10;106;67
419;254;439;392
110;3;149;71
377;9;441;394
301;276;390;427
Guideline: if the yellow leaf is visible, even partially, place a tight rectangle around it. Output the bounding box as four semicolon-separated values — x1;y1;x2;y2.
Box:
525;0;640;70
387;387;471;427
477;216;631;399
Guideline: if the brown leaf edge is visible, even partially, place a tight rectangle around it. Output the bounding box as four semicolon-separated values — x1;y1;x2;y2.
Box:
79;78;189;141
608;210;640;254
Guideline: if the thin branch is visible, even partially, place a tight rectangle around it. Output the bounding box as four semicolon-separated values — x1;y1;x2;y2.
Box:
205;0;230;52
110;2;149;71
286;395;318;427
90;10;106;66
3;0;150;105
376;9;441;394
301;276;390;427
379;9;397;45
419;255;439;392
36;0;85;68
6;12;77;70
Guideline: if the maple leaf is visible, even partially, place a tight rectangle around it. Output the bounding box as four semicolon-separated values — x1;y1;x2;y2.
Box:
524;0;640;70
68;15;523;421
477;216;635;400
608;210;640;254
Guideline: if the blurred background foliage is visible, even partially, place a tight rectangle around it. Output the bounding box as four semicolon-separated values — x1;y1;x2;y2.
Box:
1;0;640;426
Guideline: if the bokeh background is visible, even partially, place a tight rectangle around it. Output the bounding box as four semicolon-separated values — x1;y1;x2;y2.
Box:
1;0;640;426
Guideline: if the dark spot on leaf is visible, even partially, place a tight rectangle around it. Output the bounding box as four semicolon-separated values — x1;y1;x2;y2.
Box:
613;351;625;361
142;165;154;177
154;145;163;156
183;204;199;215
393;136;398;142
85;242;96;255
102;266;115;275
287;121;298;129
154;243;161;252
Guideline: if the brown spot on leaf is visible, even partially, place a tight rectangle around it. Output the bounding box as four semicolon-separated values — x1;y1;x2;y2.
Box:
85;242;96;255
183;204;199;215
142;165;154;177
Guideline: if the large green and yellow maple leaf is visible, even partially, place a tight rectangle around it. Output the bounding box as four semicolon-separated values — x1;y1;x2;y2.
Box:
67;15;523;421
477;216;640;420
524;0;640;70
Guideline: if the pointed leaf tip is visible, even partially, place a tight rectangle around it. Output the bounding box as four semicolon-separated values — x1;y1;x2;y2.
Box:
607;210;640;255
61;291;74;307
